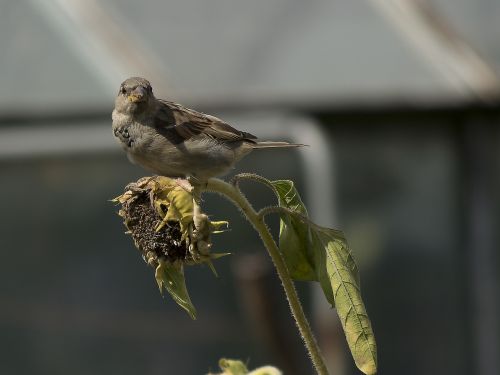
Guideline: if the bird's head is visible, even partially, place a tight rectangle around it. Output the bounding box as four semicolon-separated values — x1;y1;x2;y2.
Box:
115;77;155;115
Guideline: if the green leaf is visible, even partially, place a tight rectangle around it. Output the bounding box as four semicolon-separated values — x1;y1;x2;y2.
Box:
311;228;360;307
155;259;197;319
269;178;377;374
269;180;316;281
311;227;377;375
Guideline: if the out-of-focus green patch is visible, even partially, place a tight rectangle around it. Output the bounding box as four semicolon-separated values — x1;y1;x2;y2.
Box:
211;359;282;375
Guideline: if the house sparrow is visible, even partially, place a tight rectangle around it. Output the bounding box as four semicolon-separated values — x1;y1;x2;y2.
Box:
112;77;303;182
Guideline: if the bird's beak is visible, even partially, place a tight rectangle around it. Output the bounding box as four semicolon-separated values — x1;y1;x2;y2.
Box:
127;86;147;102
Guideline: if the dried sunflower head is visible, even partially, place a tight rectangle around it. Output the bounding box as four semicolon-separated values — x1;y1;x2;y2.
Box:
113;176;228;319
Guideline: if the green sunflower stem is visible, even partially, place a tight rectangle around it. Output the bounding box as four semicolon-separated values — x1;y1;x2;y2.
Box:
203;178;330;375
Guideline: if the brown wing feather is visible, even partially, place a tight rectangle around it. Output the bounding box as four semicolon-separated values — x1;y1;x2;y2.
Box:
155;99;257;143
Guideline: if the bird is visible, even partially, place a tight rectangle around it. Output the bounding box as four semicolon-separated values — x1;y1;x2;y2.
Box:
112;77;303;182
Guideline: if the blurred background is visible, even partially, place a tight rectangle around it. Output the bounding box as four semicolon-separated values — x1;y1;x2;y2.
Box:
0;1;499;374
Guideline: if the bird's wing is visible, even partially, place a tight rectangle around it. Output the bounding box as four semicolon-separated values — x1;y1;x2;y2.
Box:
154;99;257;143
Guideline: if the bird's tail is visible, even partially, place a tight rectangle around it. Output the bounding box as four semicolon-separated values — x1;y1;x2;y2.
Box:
251;141;306;149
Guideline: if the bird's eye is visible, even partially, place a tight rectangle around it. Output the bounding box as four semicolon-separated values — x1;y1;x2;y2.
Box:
120;87;127;95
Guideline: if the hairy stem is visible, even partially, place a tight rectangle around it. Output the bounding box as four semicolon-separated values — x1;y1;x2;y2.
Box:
203;178;329;375
230;172;275;191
